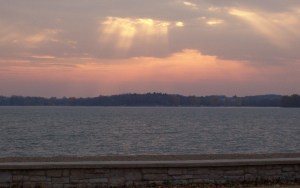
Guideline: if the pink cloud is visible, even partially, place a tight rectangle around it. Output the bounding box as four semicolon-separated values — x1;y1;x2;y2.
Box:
1;49;299;97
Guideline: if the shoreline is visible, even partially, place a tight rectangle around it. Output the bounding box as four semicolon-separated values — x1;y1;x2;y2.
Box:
0;153;299;187
1;153;300;163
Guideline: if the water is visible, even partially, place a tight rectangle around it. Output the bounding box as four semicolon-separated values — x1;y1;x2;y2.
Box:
0;107;299;157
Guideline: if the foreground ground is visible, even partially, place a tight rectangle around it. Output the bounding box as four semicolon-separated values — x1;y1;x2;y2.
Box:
1;153;300;162
1;153;299;188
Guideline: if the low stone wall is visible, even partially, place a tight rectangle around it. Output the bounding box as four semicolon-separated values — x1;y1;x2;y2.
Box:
0;158;300;187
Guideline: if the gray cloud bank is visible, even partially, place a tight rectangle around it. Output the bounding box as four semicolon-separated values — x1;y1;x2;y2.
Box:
1;0;300;65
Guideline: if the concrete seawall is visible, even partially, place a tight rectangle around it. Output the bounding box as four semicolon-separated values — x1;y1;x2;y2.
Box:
0;154;300;187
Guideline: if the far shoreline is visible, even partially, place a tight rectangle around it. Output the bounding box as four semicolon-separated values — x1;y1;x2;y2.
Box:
3;93;299;107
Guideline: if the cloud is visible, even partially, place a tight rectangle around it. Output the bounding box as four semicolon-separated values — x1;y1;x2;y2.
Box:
99;17;171;50
0;20;61;47
31;55;56;59
182;1;198;10
175;22;185;27
24;29;61;47
207;0;299;12
1;0;300;65
229;7;300;47
2;49;300;97
204;18;224;26
0;49;249;96
96;16;186;58
0;21;80;59
1;0;300;97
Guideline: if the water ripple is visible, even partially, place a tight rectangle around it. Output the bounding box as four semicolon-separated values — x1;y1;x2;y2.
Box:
0;107;299;157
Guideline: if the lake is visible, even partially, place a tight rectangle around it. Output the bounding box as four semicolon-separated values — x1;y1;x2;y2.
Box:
0;107;299;157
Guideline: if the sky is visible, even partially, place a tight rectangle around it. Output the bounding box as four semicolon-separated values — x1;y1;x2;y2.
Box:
1;0;300;97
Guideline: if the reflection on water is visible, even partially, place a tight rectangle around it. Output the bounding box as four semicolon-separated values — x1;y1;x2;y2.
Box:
0;107;299;157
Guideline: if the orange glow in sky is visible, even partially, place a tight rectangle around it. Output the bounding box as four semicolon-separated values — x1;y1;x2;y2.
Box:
1;49;299;97
1;1;300;96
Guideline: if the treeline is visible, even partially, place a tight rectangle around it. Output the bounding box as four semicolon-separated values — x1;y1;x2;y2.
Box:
281;94;300;107
1;93;298;107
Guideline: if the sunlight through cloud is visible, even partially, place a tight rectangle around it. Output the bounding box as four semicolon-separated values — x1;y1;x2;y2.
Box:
100;17;170;50
31;55;56;59
183;1;198;9
175;22;185;27
206;19;224;26
229;8;300;47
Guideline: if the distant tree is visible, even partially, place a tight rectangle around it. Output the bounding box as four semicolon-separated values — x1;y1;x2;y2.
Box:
281;94;300;107
0;93;289;107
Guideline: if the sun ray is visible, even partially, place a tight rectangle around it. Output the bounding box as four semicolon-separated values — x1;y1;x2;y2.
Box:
229;8;300;47
99;17;171;50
